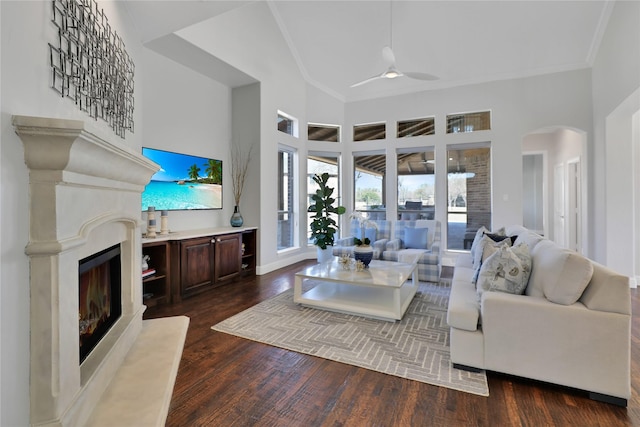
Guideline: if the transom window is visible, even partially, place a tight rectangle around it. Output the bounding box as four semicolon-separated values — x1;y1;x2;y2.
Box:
277;111;299;137
446;111;491;134
308;123;340;142
354;122;386;141
397;117;435;138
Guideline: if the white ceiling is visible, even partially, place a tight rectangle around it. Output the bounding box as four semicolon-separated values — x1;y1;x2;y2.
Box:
124;0;612;102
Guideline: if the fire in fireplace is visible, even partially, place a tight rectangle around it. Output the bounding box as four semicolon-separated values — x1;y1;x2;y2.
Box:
78;243;123;363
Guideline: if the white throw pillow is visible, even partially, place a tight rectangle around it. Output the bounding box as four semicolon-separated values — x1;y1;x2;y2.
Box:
477;243;531;298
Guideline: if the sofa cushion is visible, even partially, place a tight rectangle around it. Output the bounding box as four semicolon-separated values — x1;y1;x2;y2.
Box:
404;227;428;249
477;243;531;296
528;240;594;305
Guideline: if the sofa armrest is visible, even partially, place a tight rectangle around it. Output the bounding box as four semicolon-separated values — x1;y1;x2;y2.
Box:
386;238;402;251
372;239;388;253
430;240;441;256
482;291;631;399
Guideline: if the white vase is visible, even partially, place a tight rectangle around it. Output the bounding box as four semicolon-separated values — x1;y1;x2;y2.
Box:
317;246;334;264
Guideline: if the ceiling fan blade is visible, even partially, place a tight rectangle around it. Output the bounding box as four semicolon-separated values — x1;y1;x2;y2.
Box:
404;71;439;81
350;74;384;88
382;46;396;65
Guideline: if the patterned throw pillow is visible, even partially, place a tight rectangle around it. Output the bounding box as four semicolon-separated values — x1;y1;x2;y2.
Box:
470;226;506;264
477;243;532;298
471;235;511;284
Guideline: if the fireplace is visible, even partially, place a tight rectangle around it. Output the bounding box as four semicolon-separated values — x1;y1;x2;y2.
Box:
78;243;122;364
12;115;190;426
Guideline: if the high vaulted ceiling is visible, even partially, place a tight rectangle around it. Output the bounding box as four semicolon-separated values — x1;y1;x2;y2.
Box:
124;0;612;102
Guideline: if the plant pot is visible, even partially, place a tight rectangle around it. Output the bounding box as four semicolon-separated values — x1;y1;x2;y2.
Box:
317;246;334;264
353;245;374;268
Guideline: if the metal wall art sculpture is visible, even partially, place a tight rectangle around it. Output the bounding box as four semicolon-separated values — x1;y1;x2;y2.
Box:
49;0;135;138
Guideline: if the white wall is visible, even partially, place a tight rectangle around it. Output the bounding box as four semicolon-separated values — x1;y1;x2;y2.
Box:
176;2;310;272
140;48;234;231
1;2;144;424
592;0;640;265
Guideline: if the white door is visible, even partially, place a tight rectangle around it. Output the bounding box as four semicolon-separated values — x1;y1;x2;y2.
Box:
553;163;566;248
567;159;582;252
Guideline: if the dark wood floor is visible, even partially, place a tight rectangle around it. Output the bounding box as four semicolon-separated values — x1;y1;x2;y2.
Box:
144;261;640;426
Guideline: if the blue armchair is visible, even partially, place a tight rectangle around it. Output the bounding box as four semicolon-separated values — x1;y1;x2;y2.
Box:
332;219;392;260
381;220;442;282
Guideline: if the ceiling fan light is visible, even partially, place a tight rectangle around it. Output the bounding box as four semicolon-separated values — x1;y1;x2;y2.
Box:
384;69;401;79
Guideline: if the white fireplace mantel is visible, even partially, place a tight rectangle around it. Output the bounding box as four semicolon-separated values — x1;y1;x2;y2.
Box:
13;115;188;427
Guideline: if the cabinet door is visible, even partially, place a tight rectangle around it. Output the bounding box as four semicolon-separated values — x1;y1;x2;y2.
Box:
214;233;242;282
180;236;215;297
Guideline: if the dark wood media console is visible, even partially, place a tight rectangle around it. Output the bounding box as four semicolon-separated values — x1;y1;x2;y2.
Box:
142;227;257;306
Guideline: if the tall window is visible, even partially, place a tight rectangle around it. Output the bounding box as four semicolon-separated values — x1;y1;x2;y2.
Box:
307;154;340;244
397;149;436;220
447;145;491;250
278;146;296;250
354;152;386;219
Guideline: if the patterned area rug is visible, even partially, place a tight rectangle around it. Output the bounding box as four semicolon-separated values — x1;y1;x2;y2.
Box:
212;281;488;396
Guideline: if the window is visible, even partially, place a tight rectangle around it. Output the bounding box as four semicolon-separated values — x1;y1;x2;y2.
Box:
277;111;298;137
446;145;491;250
397;117;435;138
308;123;340;142
307;154;340;244
446;111;491;134
354;122;386;141
278;146;296;250
397;149;435;220
354;152;386;219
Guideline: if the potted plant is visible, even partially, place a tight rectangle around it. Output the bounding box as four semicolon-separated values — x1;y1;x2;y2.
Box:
350;211;378;267
308;172;346;263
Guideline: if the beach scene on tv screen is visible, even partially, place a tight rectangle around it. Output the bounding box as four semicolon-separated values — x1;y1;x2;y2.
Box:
142;147;222;211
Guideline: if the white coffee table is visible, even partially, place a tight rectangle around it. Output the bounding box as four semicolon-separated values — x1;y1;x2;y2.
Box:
293;259;418;321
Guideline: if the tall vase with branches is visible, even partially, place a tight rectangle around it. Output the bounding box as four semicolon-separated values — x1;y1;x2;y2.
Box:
230;143;253;227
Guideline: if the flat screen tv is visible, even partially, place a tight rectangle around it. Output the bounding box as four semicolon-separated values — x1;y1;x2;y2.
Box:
142;147;223;211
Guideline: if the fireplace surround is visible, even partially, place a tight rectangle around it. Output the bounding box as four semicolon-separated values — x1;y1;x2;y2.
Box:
13;115;187;426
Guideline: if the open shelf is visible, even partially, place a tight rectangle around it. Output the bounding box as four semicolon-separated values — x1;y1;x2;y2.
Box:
141;241;170;307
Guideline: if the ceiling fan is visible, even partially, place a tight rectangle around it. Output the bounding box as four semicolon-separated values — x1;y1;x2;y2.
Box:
350;2;438;88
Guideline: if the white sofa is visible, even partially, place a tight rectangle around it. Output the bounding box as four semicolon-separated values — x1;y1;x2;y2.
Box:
447;225;631;406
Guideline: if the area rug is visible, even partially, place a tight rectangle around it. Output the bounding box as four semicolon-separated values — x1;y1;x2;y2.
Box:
212;281;489;396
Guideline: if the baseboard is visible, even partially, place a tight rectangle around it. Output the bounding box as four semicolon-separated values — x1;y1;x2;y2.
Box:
589;392;627;407
452;363;483;373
